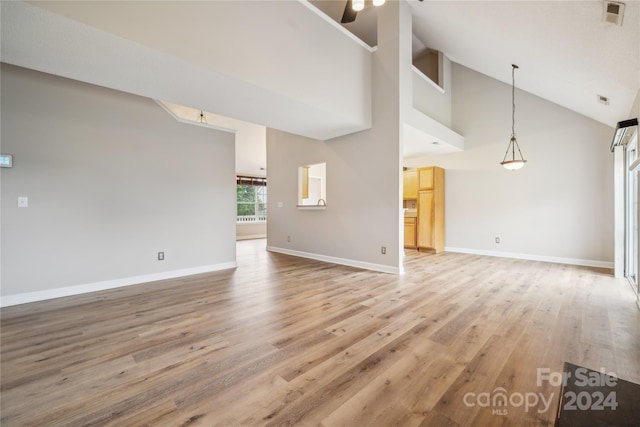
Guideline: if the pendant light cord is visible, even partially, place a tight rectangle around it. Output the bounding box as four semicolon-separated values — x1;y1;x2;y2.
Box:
512;64;517;137
501;64;527;168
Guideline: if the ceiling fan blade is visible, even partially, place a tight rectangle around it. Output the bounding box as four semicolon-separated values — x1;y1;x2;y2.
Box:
341;0;357;23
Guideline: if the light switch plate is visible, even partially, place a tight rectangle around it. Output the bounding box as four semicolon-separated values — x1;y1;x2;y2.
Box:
18;197;28;208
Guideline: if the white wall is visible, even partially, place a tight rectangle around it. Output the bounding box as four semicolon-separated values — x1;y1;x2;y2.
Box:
405;64;614;267
0;64;237;304
266;126;401;273
159;101;267;178
412;53;452;129
631;89;640;120
266;1;413;274
236;223;267;240
1;0;371;140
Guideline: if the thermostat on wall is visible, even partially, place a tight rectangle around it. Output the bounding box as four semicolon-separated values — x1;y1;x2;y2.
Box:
0;154;13;168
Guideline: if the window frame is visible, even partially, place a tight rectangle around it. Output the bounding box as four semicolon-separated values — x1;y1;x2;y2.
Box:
236;176;267;223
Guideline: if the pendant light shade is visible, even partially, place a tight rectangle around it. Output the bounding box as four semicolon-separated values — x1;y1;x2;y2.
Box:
373;0;386;6
500;64;527;170
353;0;365;11
500;138;526;170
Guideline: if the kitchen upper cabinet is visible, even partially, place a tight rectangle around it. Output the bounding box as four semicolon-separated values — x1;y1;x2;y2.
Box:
301;166;310;199
417;166;444;253
403;169;418;200
418;167;435;190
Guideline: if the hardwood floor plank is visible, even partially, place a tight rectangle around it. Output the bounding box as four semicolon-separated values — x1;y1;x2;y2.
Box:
431;334;519;425
114;399;179;427
319;339;450;427
1;240;638;426
256;311;432;426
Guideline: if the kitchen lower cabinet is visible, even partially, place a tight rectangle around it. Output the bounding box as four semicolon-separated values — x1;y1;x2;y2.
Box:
404;217;417;248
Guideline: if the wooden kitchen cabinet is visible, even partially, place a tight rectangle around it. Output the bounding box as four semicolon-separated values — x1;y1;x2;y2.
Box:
418;166;435;190
301;166;310;199
404;217;417;248
403;169;418;200
417;166;444;253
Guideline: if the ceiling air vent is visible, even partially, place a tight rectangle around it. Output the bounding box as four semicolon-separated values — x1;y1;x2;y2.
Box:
603;1;625;26
598;94;610;105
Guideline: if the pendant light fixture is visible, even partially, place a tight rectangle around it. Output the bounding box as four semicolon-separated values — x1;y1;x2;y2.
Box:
197;110;207;124
344;0;385;23
353;0;365;11
352;0;385;12
500;64;527;170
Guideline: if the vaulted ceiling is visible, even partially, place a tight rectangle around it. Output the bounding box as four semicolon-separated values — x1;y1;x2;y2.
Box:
314;0;639;128
4;0;639;138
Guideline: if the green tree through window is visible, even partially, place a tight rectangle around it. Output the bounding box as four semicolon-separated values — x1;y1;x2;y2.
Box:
236;177;267;222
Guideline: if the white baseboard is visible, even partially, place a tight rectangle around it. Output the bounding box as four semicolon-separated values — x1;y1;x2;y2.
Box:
445;247;614;269
266;246;403;275
236;234;267;241
0;262;238;307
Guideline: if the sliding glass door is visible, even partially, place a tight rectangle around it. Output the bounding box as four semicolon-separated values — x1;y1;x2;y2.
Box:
625;133;639;293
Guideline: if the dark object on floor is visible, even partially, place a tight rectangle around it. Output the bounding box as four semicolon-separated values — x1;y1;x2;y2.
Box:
555;362;640;426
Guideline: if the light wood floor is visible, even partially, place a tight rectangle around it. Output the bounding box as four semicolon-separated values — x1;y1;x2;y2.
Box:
1;240;639;426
